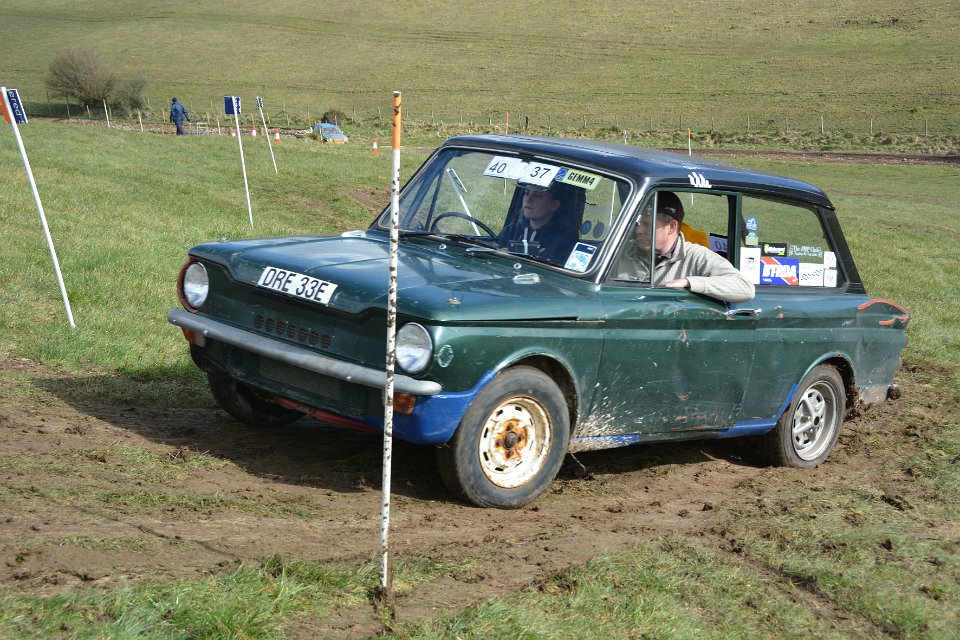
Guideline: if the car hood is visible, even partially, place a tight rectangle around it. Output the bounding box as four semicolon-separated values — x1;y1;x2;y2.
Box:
190;231;600;321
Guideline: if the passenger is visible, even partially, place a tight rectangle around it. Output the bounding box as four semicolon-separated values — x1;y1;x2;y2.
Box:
617;191;755;303
498;182;580;265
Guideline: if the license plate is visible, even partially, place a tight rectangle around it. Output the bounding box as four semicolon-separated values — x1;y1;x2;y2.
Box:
256;266;338;305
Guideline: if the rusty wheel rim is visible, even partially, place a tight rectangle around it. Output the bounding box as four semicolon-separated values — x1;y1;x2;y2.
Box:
477;396;552;489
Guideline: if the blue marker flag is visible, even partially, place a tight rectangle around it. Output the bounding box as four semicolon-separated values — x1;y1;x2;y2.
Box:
3;89;27;124
224;96;240;115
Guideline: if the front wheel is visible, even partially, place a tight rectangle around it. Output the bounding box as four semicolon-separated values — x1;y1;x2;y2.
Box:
207;370;302;427
762;365;845;468
436;366;570;509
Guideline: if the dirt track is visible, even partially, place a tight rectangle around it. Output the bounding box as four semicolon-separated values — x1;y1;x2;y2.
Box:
0;352;937;636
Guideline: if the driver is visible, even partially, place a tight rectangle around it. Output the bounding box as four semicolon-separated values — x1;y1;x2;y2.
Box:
497;182;579;265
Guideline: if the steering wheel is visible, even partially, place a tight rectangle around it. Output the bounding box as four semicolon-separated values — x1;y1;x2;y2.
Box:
429;212;498;239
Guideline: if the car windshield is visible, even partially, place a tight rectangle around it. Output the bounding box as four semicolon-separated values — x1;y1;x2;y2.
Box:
375;148;629;272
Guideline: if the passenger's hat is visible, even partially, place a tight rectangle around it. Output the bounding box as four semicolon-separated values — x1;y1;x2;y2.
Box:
656;191;685;223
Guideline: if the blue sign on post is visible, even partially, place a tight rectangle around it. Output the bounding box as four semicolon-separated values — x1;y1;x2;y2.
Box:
4;89;27;124
224;96;240;115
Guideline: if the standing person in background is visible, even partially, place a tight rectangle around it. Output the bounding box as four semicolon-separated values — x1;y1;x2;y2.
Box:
170;97;189;135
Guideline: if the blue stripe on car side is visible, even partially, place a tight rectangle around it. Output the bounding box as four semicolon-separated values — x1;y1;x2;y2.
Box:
715;384;798;438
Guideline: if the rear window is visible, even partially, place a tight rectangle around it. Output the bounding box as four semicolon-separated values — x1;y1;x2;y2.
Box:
737;195;842;288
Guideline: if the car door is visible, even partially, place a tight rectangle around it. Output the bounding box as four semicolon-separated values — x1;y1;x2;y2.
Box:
585;189;758;439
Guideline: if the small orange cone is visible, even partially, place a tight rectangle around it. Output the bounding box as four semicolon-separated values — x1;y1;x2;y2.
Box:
251;127;257;137
371;138;378;154
274;129;281;144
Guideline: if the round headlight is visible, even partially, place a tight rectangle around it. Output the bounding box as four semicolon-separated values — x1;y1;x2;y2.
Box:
181;262;209;310
396;323;433;374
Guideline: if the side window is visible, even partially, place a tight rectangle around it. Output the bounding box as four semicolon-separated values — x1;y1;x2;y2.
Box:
738;195;842;288
610;189;734;285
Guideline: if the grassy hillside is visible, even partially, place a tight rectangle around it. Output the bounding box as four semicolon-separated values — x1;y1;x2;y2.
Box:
1;121;957;388
2;0;958;133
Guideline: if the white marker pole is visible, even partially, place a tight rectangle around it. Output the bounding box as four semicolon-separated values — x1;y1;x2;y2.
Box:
2;87;75;328
378;90;402;603
256;97;278;174
227;97;254;226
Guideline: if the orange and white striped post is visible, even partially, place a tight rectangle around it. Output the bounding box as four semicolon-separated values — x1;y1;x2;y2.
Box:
379;90;402;605
371;138;379;154
273;129;280;143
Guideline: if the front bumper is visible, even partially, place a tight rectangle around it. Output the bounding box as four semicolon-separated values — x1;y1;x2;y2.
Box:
167;308;441;396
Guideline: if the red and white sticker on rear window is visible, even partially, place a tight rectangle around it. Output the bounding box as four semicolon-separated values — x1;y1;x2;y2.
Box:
256;266;338;305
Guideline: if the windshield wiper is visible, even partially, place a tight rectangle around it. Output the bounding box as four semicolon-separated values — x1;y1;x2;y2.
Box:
432;233;500;250
397;230;438;237
397;230;501;251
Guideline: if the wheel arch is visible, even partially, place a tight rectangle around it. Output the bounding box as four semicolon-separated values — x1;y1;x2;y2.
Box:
507;354;579;432
809;353;858;417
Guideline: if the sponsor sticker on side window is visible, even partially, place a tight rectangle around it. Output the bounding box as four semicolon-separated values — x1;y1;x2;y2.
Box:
760;257;800;286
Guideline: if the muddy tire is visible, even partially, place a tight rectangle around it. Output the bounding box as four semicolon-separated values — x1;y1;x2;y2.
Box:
436;366;570;509
207;370;302;427
762;365;845;468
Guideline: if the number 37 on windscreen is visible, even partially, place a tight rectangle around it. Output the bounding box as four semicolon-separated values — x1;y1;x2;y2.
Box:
483;156;557;187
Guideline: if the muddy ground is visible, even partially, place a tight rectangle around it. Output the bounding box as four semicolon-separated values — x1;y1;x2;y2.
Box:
0;352;945;637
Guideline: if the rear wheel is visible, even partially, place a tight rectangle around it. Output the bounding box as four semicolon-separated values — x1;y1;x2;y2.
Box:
207;370;302;427
762;365;845;468
437;366;569;508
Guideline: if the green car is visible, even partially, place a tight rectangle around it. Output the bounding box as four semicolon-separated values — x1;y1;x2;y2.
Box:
169;135;909;509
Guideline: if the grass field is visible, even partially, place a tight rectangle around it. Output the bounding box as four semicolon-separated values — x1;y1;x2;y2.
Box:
0;121;958;637
2;1;959;134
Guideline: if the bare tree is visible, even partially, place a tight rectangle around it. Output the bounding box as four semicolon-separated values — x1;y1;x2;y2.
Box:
46;47;116;108
113;73;147;115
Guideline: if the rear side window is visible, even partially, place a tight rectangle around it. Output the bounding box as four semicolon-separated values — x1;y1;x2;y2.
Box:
738;195;842;288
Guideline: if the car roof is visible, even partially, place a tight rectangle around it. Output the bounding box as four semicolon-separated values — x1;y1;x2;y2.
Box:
442;134;833;209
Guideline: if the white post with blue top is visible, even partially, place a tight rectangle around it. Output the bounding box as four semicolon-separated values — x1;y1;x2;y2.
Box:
225;96;253;226
1;86;76;328
255;96;277;174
